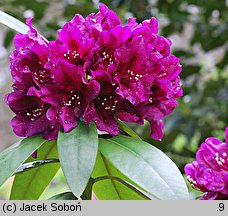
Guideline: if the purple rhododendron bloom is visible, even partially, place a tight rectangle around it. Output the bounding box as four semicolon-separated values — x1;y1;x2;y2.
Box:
5;4;182;141
185;127;228;200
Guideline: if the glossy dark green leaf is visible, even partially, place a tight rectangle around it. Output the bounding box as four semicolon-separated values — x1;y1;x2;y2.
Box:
94;174;153;200
99;135;189;200
0;136;47;187
48;192;78;200
10;141;60;200
92;152;146;200
58;122;98;198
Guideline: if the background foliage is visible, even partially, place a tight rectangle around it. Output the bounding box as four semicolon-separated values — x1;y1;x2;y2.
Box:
0;0;227;199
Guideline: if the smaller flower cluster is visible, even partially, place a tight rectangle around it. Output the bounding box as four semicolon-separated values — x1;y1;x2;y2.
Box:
5;4;182;141
185;127;228;200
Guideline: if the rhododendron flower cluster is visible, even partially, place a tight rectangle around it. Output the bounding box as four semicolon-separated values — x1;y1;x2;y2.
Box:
185;127;228;200
5;4;182;141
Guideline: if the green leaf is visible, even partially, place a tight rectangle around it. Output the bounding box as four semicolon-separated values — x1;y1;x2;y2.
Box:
0;10;29;33
48;192;78;200
117;119;141;140
99;135;189;200
0;136;46;187
10;141;60;200
57;122;98;198
94;175;153;199
92;151;146;200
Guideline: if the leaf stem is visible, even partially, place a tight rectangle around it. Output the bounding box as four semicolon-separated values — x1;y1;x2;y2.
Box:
80;177;94;200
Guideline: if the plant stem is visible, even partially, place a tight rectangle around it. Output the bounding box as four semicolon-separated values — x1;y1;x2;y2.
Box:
80;177;94;200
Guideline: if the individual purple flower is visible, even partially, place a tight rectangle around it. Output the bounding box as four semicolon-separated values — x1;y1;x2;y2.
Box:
33;60;100;133
84;70;138;135
47;17;94;69
84;4;121;38
134;55;182;140
185;127;228;200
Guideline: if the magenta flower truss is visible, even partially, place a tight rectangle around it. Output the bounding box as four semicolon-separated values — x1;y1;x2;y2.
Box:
5;4;182;141
185;127;228;200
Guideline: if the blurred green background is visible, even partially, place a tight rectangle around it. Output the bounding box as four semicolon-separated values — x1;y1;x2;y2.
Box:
0;0;227;199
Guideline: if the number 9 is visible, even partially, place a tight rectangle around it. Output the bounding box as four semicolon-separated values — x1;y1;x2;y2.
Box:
218;203;224;211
